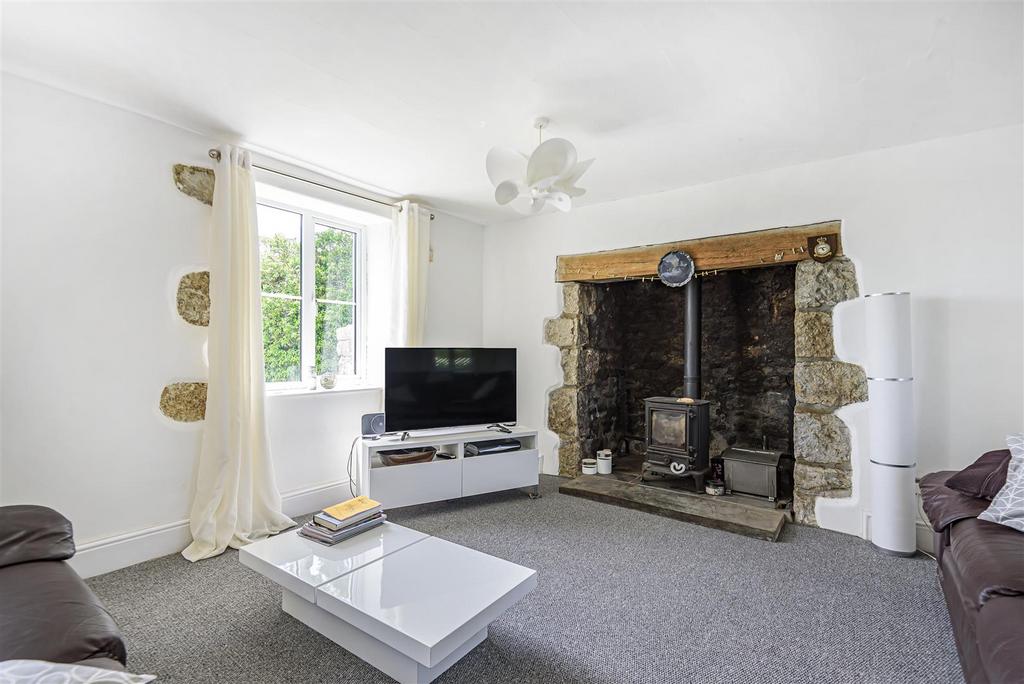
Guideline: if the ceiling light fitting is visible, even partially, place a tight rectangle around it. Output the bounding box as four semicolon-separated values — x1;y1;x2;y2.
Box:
485;117;593;215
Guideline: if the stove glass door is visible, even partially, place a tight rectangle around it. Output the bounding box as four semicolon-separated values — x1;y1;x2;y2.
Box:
650;408;688;450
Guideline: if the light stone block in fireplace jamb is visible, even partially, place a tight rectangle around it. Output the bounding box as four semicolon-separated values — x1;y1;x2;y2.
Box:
794;258;858;310
793;492;818;526
176;271;210;327
560;348;579;386
794;462;852;491
794;310;833;358
557;440;584;477
794;411;850;466
560;282;600;317
561;283;582;316
547;386;580;436
173;164;215;205
794;360;868;408
543;317;581;348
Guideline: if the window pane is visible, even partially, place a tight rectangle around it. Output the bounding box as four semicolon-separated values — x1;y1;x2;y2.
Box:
262;296;301;383
315;224;355;302
316;302;355;376
258;204;301;297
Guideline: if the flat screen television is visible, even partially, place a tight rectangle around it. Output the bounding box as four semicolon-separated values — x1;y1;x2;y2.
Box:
384;347;516;432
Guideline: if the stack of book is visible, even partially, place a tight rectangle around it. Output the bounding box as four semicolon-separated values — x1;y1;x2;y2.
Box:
299;495;386;546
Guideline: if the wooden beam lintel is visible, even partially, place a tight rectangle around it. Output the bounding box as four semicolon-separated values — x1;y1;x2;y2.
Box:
555;221;843;283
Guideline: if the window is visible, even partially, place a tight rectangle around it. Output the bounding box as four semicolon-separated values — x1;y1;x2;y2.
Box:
257;199;365;389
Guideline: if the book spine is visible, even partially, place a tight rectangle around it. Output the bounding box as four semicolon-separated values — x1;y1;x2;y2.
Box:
300;515;386;545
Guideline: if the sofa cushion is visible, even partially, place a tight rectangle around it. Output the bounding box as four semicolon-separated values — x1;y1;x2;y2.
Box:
978;433;1024;533
945;449;1011;500
0;505;75;569
0;560;126;665
946;517;1024;612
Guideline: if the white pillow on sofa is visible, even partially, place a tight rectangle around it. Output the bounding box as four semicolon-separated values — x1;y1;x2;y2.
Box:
0;660;155;683
978;433;1024;533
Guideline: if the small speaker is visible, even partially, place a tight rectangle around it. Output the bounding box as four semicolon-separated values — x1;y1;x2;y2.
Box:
361;413;386;436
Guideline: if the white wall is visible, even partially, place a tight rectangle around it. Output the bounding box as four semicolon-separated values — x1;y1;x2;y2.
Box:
424;212;484;347
0;75;484;575
482;124;1024;535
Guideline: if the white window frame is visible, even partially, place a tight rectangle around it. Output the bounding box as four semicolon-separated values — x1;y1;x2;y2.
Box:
257;196;368;392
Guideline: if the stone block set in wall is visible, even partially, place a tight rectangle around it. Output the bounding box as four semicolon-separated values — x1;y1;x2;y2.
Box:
545;250;866;527
161;164;215;423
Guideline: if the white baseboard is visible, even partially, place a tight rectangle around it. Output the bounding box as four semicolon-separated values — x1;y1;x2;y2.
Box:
68;518;192;579
69;479;351;579
281;479;353;519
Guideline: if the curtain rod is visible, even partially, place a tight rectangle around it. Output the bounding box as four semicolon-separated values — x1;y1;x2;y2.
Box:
207;148;434;219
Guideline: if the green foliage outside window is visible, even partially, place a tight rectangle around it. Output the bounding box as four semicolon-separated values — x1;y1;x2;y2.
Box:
314;226;355;376
260;233;301;383
259;226;357;383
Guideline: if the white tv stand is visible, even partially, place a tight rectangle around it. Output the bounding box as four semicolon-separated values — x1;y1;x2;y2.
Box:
353;426;541;509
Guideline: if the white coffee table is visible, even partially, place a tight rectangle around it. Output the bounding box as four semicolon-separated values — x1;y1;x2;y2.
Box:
240;522;537;684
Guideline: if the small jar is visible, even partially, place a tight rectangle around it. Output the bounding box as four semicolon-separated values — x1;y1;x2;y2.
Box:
705;480;726;496
581;459;598;475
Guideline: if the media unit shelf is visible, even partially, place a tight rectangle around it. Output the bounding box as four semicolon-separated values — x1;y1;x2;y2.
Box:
355;427;540;509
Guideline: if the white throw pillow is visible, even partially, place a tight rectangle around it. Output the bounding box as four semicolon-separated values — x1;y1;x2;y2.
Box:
0;660;156;683
978;433;1024;533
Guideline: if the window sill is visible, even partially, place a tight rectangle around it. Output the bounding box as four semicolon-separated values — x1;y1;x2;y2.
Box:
265;385;381;398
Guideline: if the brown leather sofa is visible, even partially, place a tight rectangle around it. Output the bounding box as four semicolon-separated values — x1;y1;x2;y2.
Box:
920;468;1024;684
0;505;127;671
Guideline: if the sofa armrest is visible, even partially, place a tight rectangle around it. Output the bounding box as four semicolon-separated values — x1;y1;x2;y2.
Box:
0;505;75;568
919;471;990;532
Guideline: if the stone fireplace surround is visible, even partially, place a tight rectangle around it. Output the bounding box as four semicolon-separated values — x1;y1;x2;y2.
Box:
545;229;866;526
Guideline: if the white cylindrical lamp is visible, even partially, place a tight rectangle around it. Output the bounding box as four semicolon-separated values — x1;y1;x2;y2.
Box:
865;292;916;556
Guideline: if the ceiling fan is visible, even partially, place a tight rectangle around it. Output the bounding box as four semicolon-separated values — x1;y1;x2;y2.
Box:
485;117;593;214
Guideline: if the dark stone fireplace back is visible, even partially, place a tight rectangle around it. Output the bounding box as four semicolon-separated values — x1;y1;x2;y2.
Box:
591;265;797;466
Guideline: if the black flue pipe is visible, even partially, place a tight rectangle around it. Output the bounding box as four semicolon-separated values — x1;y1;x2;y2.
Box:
683;279;701;399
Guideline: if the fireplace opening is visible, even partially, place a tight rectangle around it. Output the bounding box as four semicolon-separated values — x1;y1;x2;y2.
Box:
576;265;798;504
549;227;864;532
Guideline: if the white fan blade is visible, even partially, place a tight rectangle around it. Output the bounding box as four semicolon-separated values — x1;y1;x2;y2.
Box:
527;138;577;186
552;180;587;198
547;191;572;212
485;147;528;187
562;158;593;185
552;158;592;198
494;180;521;205
509;195;536;214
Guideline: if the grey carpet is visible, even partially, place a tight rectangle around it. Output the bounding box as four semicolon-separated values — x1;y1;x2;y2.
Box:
87;476;963;683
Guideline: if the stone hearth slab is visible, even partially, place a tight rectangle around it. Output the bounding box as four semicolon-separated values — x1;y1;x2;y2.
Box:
559;475;787;541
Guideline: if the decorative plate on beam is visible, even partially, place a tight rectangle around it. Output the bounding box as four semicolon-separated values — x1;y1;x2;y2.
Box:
658;251;695;287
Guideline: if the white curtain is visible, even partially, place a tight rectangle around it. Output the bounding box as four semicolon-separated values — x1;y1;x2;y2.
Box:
389;200;431;347
182;145;294;562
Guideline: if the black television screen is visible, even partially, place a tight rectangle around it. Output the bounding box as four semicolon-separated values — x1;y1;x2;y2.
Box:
384;348;516;432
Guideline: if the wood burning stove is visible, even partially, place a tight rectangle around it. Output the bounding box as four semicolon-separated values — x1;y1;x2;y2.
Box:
643;397;711;475
640;273;713;487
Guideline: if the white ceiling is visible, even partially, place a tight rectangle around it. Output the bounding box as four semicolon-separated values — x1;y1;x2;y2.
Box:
3;2;1021;224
